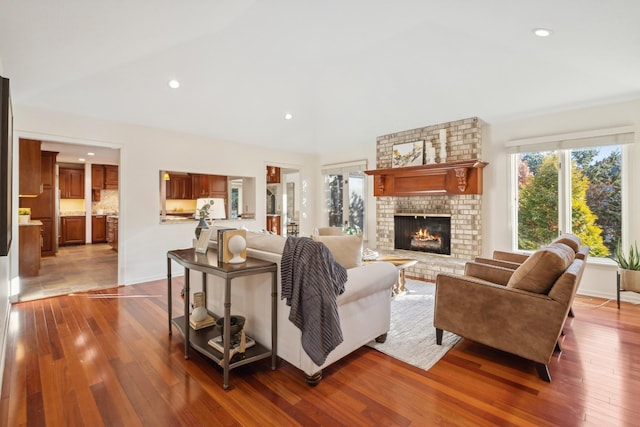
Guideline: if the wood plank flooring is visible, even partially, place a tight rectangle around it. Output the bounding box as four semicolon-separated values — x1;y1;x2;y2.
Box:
1;279;639;426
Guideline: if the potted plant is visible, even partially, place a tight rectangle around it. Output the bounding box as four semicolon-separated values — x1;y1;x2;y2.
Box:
18;207;31;224
613;240;640;292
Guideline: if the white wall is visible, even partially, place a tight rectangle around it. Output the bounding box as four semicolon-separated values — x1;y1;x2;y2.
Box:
13;106;318;285
485;99;640;303
0;58;11;389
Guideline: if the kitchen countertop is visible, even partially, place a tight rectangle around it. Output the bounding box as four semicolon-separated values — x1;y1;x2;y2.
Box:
19;220;43;226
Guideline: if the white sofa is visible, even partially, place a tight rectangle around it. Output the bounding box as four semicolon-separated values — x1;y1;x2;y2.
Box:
189;229;398;384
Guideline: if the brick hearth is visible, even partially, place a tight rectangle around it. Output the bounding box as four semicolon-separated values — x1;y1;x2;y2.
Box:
373;117;484;281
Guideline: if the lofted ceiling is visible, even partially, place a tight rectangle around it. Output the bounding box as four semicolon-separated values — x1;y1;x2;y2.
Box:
1;0;639;156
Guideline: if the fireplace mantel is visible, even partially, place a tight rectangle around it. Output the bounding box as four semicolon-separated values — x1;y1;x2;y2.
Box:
365;159;488;196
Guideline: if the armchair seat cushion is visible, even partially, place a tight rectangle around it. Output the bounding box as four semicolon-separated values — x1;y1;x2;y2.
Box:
506;243;575;294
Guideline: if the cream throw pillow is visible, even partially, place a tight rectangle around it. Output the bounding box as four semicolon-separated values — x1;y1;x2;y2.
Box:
311;234;363;269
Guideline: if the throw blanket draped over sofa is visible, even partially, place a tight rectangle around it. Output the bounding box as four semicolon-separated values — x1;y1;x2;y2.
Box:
281;237;348;365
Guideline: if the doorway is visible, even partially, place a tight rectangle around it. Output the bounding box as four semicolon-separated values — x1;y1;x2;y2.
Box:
17;138;120;301
265;165;301;237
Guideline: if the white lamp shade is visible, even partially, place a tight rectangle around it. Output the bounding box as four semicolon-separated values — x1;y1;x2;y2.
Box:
197;197;227;219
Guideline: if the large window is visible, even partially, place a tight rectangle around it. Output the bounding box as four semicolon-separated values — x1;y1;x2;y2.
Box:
516;147;621;257
322;161;367;235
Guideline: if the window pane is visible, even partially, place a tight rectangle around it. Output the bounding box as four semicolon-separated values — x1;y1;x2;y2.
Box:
326;174;343;226
348;172;365;233
571;146;621;257
517;151;559;250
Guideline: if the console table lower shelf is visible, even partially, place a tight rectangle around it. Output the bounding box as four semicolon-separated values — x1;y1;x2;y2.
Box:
171;315;271;369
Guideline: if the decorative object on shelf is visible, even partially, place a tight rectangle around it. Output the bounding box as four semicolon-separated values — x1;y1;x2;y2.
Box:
613;240;640;292
189;314;215;330
216;315;246;337
195;228;212;253
424;141;435;164
228;234;247;263
18;207;30;224
439;129;447;163
191;292;208;321
392;141;424;167
195;197;226;238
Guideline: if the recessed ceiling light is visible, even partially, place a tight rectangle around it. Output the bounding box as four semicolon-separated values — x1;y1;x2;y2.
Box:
533;28;553;37
284;113;293;120
87;152;95;156
78;158;86;162
168;79;180;89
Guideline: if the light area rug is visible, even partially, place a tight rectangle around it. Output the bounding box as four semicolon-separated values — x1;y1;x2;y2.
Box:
367;279;461;371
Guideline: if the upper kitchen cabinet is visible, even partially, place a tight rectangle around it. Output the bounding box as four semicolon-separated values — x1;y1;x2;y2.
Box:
192;174;227;199
91;164;104;189
59;167;84;199
19;138;42;196
266;166;280;183
92;164;118;190
104;165;118;189
166;174;192;200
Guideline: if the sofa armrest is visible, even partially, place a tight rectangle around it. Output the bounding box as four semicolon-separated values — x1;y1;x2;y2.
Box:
492;250;529;264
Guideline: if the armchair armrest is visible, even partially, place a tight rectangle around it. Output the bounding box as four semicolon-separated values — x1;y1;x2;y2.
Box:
463;262;514;286
474;257;520;270
492;250;529;264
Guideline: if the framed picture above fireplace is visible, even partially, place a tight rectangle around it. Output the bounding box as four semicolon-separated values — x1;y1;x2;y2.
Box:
392;141;423;168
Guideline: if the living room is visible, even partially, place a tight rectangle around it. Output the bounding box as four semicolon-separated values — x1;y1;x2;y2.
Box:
1;2;640;425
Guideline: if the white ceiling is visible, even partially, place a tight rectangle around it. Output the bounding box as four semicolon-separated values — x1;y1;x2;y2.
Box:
1;0;640;156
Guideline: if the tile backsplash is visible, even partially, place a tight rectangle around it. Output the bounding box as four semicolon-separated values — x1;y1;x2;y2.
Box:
91;189;119;213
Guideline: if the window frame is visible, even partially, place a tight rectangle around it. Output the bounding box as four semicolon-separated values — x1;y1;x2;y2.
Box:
321;160;368;238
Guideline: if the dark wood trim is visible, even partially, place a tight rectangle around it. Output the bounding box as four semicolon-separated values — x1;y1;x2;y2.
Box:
365;159;488;196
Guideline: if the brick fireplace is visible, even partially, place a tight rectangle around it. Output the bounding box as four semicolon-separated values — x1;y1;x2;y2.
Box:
372;117;485;281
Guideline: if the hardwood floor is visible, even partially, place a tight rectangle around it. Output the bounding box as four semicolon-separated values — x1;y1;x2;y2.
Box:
1;279;639;426
18;243;118;302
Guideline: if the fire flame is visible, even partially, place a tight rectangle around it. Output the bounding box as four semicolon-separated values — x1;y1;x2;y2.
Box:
413;228;441;242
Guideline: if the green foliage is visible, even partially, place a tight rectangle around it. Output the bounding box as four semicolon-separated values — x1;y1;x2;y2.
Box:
613;241;640;270
18;208;31;215
517;153;610;256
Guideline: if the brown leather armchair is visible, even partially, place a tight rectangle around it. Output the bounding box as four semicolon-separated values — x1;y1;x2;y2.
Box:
434;242;588;381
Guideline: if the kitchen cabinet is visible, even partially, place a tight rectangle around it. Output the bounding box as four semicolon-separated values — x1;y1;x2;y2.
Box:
91;164;104;189
19;151;57;256
60;216;86;245
104;165;118;189
266;215;281;235
19;138;42;196
92;215;107;243
59;167;85;199
167;175;192;200
19;222;42;276
192;174;227;199
266;166;280;184
107;216;118;251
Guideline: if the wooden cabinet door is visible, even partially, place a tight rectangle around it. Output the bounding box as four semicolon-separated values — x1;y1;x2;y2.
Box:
209;175;227;198
19;139;42;196
168;175;192;199
39;218;54;255
60;168;85;199
191;174;210;198
61;216;86;245
266;166;280;184
104;165;118;189
91;164;104;189
92;215;107;243
266;215;281;235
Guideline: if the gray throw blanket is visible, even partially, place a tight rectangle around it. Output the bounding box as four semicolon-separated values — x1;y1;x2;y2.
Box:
281;236;348;366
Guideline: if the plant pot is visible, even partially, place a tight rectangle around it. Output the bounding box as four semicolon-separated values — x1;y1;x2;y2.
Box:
619;268;640;292
18;215;30;224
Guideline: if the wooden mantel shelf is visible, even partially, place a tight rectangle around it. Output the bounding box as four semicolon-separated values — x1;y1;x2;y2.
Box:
364;159;488;197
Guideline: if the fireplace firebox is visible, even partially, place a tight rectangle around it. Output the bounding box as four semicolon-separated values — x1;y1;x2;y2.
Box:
394;215;451;255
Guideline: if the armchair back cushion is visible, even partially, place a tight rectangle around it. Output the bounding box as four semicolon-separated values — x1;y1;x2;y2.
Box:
506;243;575;294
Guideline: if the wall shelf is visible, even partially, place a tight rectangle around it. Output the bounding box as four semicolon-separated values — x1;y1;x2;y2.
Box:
364;159;488;197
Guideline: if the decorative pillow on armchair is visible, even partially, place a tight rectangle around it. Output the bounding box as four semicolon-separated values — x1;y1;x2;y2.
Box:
311;234;363;269
506;243;575;294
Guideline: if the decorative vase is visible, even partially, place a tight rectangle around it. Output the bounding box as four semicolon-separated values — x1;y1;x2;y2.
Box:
620;268;640;292
195;217;209;238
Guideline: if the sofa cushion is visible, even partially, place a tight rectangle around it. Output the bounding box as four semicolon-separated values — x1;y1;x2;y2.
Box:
551;233;580;252
311;234;363;269
506;243;575;294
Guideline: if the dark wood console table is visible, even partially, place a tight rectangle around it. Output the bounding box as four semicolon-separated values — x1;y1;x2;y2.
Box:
167;248;278;389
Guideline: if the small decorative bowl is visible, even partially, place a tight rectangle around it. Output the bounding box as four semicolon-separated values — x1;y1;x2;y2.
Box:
216;315;245;336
